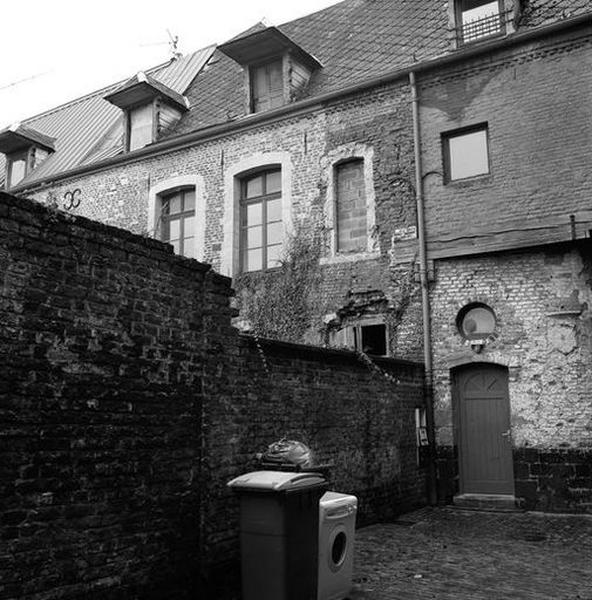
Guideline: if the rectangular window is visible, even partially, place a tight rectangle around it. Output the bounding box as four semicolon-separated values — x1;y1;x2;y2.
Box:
240;169;282;272
129;104;154;151
250;60;284;113
443;125;490;182
457;0;503;44
335;159;367;253
8;154;27;188
161;188;196;257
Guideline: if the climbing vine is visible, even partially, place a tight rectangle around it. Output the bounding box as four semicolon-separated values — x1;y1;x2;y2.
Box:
235;218;325;343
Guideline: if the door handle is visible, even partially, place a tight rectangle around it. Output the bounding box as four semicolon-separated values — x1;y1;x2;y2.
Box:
501;429;511;438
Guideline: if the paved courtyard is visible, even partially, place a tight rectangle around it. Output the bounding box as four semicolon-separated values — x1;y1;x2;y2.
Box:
350;507;592;600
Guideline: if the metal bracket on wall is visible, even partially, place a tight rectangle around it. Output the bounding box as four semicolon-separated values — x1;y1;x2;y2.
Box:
413;260;435;283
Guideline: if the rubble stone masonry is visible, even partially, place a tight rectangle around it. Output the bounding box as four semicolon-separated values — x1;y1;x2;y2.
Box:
430;246;592;512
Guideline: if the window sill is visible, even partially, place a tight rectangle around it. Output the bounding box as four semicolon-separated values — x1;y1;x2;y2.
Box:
445;173;492;187
320;251;381;266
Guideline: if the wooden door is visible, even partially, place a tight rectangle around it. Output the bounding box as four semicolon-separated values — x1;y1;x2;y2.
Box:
454;364;514;495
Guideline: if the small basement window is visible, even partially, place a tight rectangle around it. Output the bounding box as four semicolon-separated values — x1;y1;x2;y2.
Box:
329;320;388;356
443;124;490;182
354;323;387;356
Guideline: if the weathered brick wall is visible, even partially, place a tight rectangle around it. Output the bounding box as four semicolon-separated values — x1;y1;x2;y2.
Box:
25;80;423;359
0;192;427;598
430;245;592;511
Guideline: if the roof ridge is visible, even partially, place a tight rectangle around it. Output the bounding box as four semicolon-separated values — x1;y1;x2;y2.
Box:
22;45;215;126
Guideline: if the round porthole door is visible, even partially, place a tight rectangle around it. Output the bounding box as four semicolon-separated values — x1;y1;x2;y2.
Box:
328;526;348;572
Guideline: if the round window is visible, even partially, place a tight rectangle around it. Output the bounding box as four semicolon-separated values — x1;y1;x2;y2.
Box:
457;304;496;340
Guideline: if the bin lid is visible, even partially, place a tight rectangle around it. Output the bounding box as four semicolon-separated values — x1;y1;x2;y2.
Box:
227;470;325;491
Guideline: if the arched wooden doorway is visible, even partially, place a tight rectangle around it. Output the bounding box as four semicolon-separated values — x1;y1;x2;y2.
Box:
452;363;514;495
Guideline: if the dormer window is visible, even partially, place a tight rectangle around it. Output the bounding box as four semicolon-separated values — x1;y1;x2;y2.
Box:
129;104;154;151
250;60;284;113
219;26;321;115
0;124;55;190
456;0;504;44
104;72;189;152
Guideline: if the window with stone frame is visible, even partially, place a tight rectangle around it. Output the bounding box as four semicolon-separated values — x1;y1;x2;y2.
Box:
250;60;284;113
240;168;283;272
160;187;196;257
335;159;367;253
456;0;504;44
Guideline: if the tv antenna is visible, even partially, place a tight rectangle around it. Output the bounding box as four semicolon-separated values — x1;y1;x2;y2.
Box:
140;29;182;60
0;70;51;92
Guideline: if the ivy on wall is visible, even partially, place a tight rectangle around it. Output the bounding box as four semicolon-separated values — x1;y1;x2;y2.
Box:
235;219;325;343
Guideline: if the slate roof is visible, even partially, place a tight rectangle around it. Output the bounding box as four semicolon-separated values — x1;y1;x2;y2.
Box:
1;0;590;190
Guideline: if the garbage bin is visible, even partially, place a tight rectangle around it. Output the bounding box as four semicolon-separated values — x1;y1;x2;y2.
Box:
228;470;328;600
318;491;358;600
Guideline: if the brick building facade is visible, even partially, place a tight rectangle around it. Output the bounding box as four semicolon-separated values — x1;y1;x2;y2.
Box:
2;0;592;512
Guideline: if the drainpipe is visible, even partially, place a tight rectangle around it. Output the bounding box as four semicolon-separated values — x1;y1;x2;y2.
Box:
409;71;438;506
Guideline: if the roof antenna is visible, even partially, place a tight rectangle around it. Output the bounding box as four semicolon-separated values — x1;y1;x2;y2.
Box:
166;29;183;60
140;30;182;61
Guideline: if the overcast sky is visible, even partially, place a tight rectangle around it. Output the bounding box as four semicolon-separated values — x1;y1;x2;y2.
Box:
0;0;341;127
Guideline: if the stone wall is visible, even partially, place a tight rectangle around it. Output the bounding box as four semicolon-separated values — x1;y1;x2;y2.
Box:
25;79;423;360
0;192;427;599
430;245;592;511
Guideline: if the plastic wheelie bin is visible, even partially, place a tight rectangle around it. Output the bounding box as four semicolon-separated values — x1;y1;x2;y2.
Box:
227;470;328;600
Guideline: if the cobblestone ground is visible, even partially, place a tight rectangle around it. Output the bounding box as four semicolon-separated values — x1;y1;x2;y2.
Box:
349;508;592;600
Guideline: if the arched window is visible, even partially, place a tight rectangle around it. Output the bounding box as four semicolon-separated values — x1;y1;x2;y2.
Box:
240;168;283;272
160;187;196;257
148;174;205;261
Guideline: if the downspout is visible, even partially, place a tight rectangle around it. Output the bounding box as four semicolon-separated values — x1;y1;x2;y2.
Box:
409;71;438;506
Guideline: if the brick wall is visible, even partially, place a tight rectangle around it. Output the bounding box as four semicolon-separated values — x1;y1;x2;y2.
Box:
335;159;367;253
0;192;427;599
419;27;592;246
430;245;592;511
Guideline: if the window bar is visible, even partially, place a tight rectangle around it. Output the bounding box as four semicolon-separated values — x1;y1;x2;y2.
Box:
460;12;503;43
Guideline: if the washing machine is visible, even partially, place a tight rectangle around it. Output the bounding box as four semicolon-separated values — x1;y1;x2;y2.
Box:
318;491;358;600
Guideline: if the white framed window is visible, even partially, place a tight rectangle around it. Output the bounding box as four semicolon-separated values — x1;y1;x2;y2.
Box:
222;152;293;278
443;124;490;182
321;144;378;264
148;174;206;261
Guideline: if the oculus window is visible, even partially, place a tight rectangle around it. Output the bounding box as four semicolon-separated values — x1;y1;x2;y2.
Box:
457;303;496;340
240;168;283;272
443;125;490;182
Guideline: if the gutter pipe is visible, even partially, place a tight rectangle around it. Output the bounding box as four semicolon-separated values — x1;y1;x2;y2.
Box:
409;70;437;506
